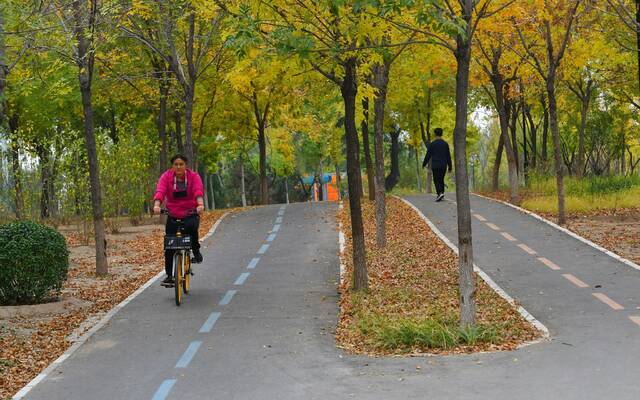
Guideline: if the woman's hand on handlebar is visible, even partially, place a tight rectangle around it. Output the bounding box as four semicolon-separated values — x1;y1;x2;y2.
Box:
153;205;162;215
196;205;205;215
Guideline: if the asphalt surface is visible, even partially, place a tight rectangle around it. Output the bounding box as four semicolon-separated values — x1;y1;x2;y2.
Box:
23;196;640;399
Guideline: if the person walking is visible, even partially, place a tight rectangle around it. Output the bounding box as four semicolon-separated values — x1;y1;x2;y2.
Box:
422;128;452;202
153;154;205;287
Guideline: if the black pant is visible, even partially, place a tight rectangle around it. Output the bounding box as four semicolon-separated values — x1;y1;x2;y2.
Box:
432;168;446;195
165;215;200;276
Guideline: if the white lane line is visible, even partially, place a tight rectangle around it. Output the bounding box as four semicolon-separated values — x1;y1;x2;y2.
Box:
629;316;640;327
538;257;562;271
474;193;640;273
175;341;202;368
593;293;625;310
267;233;277;242
501;232;517;242
396;196;550;342
280;205;287;211
272;224;281;232
486;222;501;231
518;243;538;255
278;210;285;216
474;213;487;222
275;216;283;224
562;274;589;288
247;258;260;269
199;312;221;333
152;379;177;400
219;290;237;305
234;272;251;286
257;244;270;254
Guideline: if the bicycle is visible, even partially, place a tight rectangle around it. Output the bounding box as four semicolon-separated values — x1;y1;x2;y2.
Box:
162;210;196;306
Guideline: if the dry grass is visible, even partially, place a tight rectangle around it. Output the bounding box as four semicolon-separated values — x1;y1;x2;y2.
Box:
336;197;540;355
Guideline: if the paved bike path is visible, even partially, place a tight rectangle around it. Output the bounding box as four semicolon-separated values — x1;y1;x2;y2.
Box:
23;198;640;399
403;194;640;399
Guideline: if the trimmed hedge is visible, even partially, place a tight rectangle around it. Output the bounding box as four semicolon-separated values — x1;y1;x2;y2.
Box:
0;221;69;305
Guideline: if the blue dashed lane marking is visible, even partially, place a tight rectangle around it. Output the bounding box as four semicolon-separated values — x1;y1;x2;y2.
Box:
247;258;260;269
175;341;202;369
267;233;277;242
258;244;269;254
234;272;250;285
199;312;221;333
152;379;177;400
219;290;237;305
272;224;281;232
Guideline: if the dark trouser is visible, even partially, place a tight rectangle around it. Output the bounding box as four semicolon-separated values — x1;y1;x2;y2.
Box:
432;168;446;195
165;215;200;276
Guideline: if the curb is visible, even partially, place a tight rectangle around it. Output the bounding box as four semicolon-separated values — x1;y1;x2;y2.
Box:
12;211;231;400
396;196;550;341
472;193;640;272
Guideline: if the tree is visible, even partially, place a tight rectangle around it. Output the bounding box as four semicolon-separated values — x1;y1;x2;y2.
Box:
122;1;228;163
514;0;584;225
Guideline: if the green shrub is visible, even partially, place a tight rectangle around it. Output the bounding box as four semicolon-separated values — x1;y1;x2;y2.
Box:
0;221;69;305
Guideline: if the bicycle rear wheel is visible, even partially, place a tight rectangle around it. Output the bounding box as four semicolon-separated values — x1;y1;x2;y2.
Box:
174;253;183;306
183;255;191;294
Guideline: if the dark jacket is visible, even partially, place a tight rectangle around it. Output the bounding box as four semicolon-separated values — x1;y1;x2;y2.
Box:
422;138;452;171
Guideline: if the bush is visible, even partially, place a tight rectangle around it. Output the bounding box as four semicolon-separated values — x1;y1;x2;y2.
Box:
0;221;69;305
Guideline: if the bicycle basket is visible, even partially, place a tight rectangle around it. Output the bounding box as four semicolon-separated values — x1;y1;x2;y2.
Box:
164;235;192;250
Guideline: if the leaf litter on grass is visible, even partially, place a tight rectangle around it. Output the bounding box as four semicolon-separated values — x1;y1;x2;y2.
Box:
336;197;540;356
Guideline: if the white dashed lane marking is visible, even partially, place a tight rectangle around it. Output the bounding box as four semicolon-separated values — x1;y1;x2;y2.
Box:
592;293;624;310
538;257;562;270
501;232;517;242
518;243;537;255
562;274;589;288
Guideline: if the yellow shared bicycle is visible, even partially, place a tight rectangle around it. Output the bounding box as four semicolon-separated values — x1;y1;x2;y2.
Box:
162;211;195;306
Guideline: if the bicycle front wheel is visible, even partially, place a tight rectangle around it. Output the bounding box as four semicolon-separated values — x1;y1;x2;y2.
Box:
174;252;183;306
183;254;191;294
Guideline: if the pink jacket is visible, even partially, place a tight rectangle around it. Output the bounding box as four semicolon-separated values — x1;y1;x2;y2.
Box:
153;168;204;218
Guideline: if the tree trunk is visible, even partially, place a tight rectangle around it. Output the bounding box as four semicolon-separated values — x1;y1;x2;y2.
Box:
415;146;422;192
454;28;476;329
492;78;520;203
209;173;216;210
240;154;247;207
184;89;195;164
575;83;593;178
541;95;549;164
10;137;23;219
284;177;290;204
74;0;108;275
361;98;375;201
372;62;389;248
37;143;51;219
424;86;433;194
174;110;183;153
341;58;367;291
547;73;567;225
525;106;538;169
335;164;342;200
385;128;400;191
492;132;504;191
158;77;169;173
258;124;268;205
509;103;520;173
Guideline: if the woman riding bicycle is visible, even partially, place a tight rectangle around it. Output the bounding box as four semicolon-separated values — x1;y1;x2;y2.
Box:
153;154;205;287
